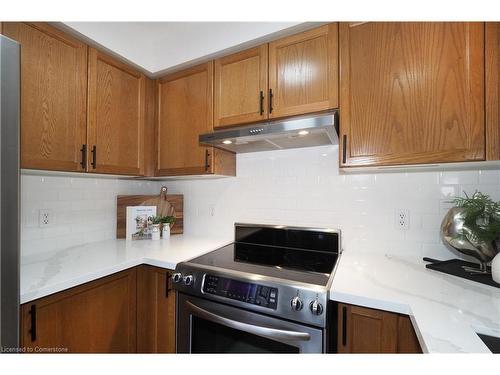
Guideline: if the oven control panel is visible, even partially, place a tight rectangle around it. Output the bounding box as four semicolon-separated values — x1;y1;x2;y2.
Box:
203;274;278;310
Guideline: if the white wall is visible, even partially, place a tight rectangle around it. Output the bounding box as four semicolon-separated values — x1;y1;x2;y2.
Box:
20;146;500;260
162;145;500;260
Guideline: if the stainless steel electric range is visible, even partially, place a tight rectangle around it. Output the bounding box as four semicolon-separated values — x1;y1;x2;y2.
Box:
172;223;341;353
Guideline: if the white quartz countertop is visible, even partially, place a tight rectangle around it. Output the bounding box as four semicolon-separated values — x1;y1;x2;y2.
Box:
20;235;232;304
330;251;500;353
22;236;500;353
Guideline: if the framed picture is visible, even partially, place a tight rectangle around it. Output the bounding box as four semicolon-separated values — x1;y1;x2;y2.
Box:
126;206;157;240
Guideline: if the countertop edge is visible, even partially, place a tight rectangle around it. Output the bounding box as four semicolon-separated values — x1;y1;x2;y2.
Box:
20;237;233;304
20;259;144;304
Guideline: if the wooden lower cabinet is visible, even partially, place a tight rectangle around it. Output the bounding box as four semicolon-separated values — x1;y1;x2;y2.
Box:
337;303;421;353
20;266;176;353
137;265;176;353
20;268;137;353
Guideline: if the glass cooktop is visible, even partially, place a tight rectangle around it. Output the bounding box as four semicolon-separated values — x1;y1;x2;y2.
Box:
189;243;338;286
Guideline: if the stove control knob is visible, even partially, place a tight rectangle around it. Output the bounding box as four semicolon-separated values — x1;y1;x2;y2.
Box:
183;274;193;286
172;273;183;283
290;296;304;311
310;300;324;316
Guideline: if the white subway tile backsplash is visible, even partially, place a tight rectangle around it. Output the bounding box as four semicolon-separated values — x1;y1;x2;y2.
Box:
439;170;479;185
161;146;500;260
421;214;443;230
21;175;159;257
459;184;500;201
478;170;500;185
21;146;500;262
421;243;474;262
58;189;85;201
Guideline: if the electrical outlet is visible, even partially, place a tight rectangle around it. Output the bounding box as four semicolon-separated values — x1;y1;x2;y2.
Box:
395;209;410;230
209;205;216;217
38;209;53;227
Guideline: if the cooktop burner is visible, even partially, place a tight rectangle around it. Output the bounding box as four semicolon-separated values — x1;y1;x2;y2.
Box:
174;224;341;328
189;225;340;286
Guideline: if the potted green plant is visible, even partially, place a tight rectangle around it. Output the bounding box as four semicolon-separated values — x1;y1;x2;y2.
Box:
159;216;176;239
441;191;500;273
150;216;163;241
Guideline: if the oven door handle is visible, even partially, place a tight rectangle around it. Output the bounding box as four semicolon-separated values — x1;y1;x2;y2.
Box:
186;301;311;342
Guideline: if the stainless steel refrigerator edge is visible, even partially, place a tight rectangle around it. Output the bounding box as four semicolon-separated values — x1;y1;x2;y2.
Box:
0;34;21;350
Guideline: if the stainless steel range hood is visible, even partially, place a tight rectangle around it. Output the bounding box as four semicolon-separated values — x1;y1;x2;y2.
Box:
199;111;338;153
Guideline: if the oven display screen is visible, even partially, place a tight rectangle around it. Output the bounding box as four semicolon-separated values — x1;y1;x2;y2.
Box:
222;279;257;298
203;275;278;309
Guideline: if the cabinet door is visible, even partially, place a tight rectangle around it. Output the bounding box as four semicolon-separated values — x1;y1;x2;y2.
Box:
338;303;398;353
137;266;176;353
268;23;338;119
88;48;145;175
337;303;422;353
143;77;157;177
214;45;268;128
3;22;87;172
340;22;485;167
157;62;214;176
486;22;500;160
20;268;137;353
397;315;422;353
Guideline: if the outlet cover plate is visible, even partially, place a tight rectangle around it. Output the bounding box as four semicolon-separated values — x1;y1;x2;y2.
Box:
395;209;410;230
38;209;53;227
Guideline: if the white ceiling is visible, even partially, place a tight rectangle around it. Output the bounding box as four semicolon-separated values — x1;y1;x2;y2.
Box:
61;22;310;76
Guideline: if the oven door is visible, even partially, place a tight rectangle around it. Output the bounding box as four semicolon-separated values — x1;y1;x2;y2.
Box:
177;293;324;353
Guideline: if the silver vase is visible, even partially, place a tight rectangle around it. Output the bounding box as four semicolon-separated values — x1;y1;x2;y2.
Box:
440;207;499;274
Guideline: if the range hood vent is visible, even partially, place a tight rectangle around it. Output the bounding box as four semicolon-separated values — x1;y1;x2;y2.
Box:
199;111;338;153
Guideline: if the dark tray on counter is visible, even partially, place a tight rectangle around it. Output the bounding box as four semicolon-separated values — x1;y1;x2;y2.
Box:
423;257;500;288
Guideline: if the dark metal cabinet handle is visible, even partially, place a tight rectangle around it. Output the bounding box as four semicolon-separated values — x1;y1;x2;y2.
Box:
91;145;97;169
165;272;172;298
269;88;274;114
259;90;264;115
80;144;87;169
204;149;211;173
342;305;347;346
342;135;347;164
29;304;37;342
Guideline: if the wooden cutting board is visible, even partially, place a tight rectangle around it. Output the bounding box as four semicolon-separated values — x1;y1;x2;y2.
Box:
116;194;183;238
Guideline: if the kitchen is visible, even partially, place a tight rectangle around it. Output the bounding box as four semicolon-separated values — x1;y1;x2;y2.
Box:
1;0;500;372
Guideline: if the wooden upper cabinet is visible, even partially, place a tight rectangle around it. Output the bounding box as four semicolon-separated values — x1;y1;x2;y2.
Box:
142;77;157;177
486;23;500;160
21;268;137;353
87;48;145;175
214;45;268;128
339;22;485;167
268;23;339;119
3;22;88;172
157;62;235;176
157;62;213;176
